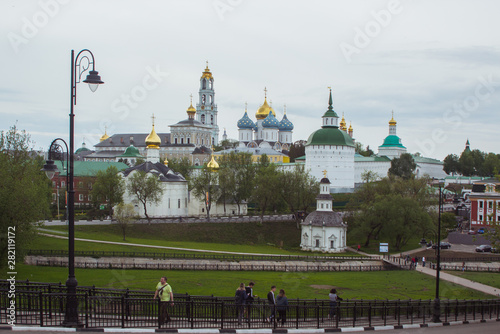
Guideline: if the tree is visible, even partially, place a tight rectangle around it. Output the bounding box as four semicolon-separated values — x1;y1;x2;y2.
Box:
361;170;380;183
443;154;459;175
458;150;474;176
91;166;124;217
217;152;255;215
113;203;137;240
278;165;318;227
126;170;163;223
388;153;416;179
348;177;434;250
0;125;50;266
167;157;192;182
355;142;374;157
190;165;221;220
288;140;306;162
251;155;281;222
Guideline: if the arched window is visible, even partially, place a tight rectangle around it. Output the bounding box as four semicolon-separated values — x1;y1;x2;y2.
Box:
211;115;214;125
202;80;206;90
201;115;205;124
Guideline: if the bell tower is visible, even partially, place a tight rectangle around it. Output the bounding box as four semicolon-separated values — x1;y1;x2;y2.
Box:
196;61;219;146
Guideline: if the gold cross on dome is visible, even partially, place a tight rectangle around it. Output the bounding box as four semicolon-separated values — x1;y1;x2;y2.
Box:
151;113;156;126
327;86;331;91
264;87;267;98
245;102;248;111
190;94;193;103
323;170;327;177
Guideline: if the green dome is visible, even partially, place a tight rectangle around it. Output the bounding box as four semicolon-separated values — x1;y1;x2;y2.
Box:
119;145;143;158
305;127;355;147
379;135;405;148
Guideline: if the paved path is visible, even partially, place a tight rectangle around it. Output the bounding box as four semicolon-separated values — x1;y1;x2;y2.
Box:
415;265;500;297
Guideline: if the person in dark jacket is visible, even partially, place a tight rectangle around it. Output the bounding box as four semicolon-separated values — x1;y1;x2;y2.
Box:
276;289;288;326
266;285;276;323
235;283;247;325
328;288;343;318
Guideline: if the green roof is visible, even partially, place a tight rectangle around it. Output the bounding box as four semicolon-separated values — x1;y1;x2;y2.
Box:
412;155;443;165
118;145;143;158
54;161;129;177
305;127;355;147
354;155;391;162
323;90;338;118
379;135;406;148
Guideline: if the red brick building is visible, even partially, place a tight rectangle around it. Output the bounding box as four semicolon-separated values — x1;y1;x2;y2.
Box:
469;179;500;232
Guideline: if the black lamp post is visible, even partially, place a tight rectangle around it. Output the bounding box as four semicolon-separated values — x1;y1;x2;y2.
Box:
432;181;444;323
42;49;104;327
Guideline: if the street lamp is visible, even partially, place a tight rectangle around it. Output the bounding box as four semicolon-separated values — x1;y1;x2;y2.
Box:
432;180;444;323
42;138;69;219
42;49;104;327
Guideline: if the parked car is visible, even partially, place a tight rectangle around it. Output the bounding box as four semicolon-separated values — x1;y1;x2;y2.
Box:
468;230;477;235
477;228;485;234
475;245;492;252
432;242;452;249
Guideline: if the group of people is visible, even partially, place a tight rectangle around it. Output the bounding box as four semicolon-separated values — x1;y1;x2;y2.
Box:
154;277;341;327
235;282;289;326
404;255;426;269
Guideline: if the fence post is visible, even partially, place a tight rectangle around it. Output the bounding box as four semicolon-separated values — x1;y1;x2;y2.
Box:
221;301;224;329
84;292;89;328
39;291;43;327
121;295;125;328
191;300;194;329
295;305;299;329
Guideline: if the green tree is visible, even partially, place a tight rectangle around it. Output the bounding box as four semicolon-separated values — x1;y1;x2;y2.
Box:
443;154;459;175
458;150;474;176
252;155;281;222
217;152;255;215
355;142;374;157
0;125;50;265
91;166;124;217
388;153;416;179
190;165;221;220
113;203;137;240
288;140;306;162
167;157;192;182
126;170;163;223
348;177;433;250
278;165;318;227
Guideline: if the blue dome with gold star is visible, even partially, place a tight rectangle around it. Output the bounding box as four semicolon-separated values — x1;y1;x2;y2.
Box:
237;111;255;129
279;113;294;131
262;112;279;128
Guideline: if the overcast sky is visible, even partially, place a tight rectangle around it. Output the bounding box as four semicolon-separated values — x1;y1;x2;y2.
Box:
1;0;499;160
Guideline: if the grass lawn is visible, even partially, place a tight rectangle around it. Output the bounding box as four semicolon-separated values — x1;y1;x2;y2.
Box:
7;264;493;301
444;271;500;289
36;222;363;257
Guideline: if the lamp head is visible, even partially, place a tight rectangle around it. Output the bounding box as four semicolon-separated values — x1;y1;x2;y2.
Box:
83;70;104;92
41;160;59;180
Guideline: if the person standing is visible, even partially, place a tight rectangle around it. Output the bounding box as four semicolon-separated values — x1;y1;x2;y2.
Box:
328;288;342;318
153;276;174;326
245;282;255;322
422;256;426;267
235;283;247;325
267;285;276;323
276;289;288;326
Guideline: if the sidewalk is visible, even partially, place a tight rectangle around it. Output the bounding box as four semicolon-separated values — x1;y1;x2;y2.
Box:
415;265;500;297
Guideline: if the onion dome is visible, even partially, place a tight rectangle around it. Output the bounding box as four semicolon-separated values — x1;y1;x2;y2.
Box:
119;145;142;158
262;112;279;128
207;147;219;170
389;111;397;126
145;121;161;149
75;141;90;154
348;122;353;132
99;130;110;142
164;157;169;166
340;114;347;131
187;95;196;119
279;113;294;131
201;62;213;80
237;111;255;129
256;98;276;120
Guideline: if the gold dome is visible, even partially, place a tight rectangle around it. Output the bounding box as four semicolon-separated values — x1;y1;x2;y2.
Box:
207;155;219;170
389;111;397;126
187;103;196;113
99;130;109;142
255;98;276;120
201;62;213;80
340;114;347;131
163;157;169;166
145;124;161;148
348;122;353;132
